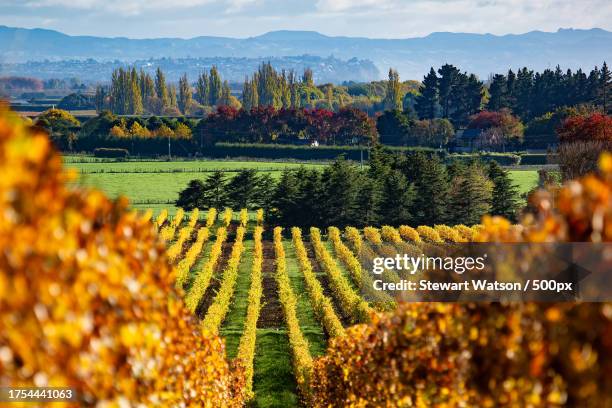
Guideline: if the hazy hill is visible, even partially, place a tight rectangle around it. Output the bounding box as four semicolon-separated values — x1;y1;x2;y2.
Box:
1;26;611;80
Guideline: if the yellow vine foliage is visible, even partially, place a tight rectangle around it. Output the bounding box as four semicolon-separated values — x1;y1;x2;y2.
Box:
398;225;421;243
236;226;264;400
312;155;612;407
222;208;233;227
434;224;466;243
205;207;217;227
188;208;200;227
172;208;185;227
256;208;264;225
274;227;314;405
363;226;382;245
184;227;228;313
155;208;168;229
166;225;194;263
380;225;403;243
416;225;444;243
239;208;248;227
292;227;345;338
344;226;363;253
453;224;476;241
310;227;372;323
0;107;244;406
202;226;246;334
175;227;209;288
141;208;153;223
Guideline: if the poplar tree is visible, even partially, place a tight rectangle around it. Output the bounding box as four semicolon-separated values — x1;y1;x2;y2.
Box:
196;72;210;106
155;67;170;107
384;68;402;111
209;66;222;105
178;73;192;114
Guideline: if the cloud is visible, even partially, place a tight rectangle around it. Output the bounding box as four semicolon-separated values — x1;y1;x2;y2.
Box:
1;0;611;38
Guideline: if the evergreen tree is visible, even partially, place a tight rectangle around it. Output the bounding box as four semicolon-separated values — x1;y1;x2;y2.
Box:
437;64;460;118
200;171;227;209
178;73;192;114
598;62;611;113
378;170;414;225
320;158;360;227
226;169;258;208
410;153;450;225
354;174;382;227
384;68;402;111
415;68;439;119
487;161;521;221
155;68;170;107
253;173;276;214
271;170;301;225
448;164;493;225
487;73;508;111
176;179;206;210
209;66;222;105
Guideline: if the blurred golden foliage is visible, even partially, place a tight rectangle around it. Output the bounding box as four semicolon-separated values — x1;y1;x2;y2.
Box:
0;107;245;406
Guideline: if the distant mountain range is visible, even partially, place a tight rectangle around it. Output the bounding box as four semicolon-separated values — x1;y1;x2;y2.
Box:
1;25;612;81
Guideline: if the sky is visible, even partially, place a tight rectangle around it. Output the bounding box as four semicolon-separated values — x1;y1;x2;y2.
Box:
0;0;611;39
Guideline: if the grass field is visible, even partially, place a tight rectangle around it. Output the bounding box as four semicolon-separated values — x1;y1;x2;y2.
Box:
66;158;540;215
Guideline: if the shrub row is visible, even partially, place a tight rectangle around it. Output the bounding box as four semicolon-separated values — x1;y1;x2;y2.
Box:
166;225;194;263
328;227;396;310
416;225;443;243
453;224;477;241
188;208;200;227
184;227;228;313
222;208;233;227
155;208;168;229
310;227;372;324
236;226;264;400
239;208;248;227
380;225;402;243
363;226;382;245
201;226;246;334
398;225;421;243
175;227;210;288
93;147;129;158
434;224;466;243
273;227;314;405
256;208;264;225
159;223;177;242
205;207;217;227
291;227;345;338
344;226;363;253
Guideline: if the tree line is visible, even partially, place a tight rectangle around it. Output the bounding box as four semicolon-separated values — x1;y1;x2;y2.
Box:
177;147;521;228
414;62;611;124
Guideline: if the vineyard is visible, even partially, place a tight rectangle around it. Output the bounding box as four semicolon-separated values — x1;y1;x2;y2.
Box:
151;206;486;405
2;108;610;408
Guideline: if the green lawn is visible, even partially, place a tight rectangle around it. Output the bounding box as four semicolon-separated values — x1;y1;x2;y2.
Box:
66;158;541;216
508;170;539;195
